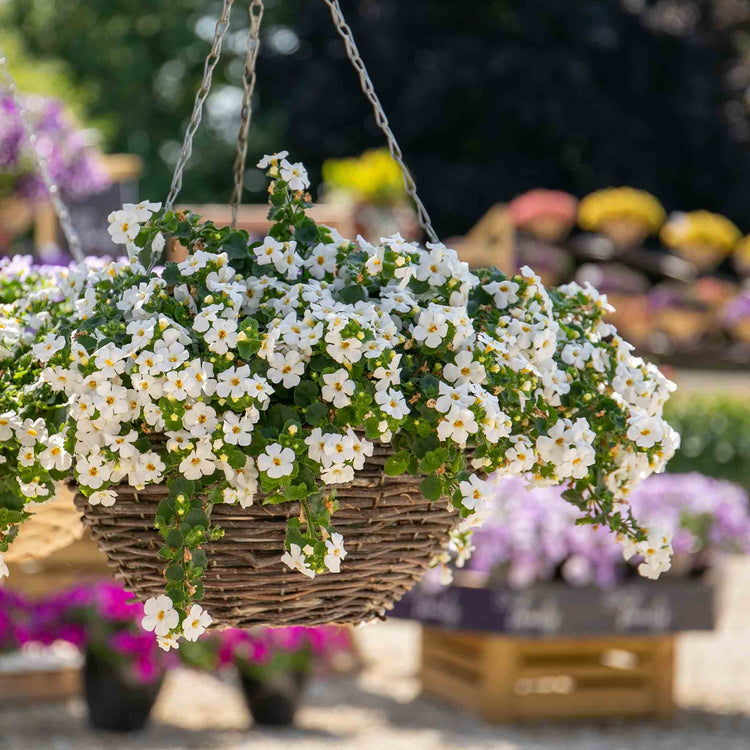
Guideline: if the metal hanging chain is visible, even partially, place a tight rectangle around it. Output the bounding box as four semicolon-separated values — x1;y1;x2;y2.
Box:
165;0;236;212
230;0;264;228
322;0;439;243
0;48;84;261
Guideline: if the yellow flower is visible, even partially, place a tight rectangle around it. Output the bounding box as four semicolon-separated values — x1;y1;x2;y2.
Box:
660;211;741;252
578;187;665;233
322;148;404;203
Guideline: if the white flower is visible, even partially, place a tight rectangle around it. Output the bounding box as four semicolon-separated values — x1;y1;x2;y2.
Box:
279;159;310;190
321;368;355;408
627;414;665;448
257;150;288;169
31;333;65;362
254;236;285;266
443;350;486;385
157;633;181;652
181;604;213;642
412;308;448;348
38;434;72;472
216;365;252;400
16;418;47;447
123;200;162;221
266;351;305;389
76;455;112;489
107;209;141;244
280;543;315;578
437;406;479;445
458;475;489;511
179;444;216;480
324;533;347;573
182;403;218;437
222;411;255;446
258;443;295;479
321;463;355;484
482;279;519;308
88;489;117;507
203;317;238;354
304;243;338;279
325;331;363;365
132;451;166;486
374;388;409;420
141;595;179;636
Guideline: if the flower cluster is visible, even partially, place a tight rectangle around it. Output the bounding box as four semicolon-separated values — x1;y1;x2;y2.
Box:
465;473;750;588
0;152;679;645
179;623;352;679
660;210;742;253
0;94;109;202
29;582;171;683
322;148;405;204
578;187;666;234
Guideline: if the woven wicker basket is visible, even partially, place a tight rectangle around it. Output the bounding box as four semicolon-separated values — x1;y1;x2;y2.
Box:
73;446;458;628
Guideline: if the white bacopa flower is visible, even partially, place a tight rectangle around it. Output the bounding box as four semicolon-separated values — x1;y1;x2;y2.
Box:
222;411;255;446
76;455;112;489
458;475;489;511
216;364;252;400
323;533;347;573
88;489;117;507
279;159;310;191
266;351;305;389
182;403;218;437
321;368;355;408
257;443;295;479
325;331;363;365
442;350;486;385
142;595;179;636
179;444;216;480
107;208;141;244
437;406;479;445
157;633;181;652
412;308;448;348
374;387;409;420
203;317;238;355
256;150;288;169
181;604;213;642
31;333;65;362
37;434;72;472
280;543;315;578
627;414;665;448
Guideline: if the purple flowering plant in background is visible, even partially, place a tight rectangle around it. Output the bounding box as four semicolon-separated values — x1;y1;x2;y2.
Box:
0;94;108;203
179;623;353;680
467;473;750;589
0;588;33;653
32;582;171;685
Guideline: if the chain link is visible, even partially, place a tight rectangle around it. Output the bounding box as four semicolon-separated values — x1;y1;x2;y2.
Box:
165;0;236;212
322;0;438;244
0;48;84;261
230;0;264;228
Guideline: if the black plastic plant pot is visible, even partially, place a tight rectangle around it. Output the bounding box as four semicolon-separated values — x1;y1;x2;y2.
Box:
83;647;164;732
239;668;308;727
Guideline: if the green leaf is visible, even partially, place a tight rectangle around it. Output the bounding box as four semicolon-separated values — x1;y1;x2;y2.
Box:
166;564;185;582
185;508;209;527
190;549;207;571
337;284;367;304
166;529;184;548
162;262;180;286
385;453;409;476
306;402;328;427
168;478;195;500
420;476;443;502
223;231;250;259
293;380;319;407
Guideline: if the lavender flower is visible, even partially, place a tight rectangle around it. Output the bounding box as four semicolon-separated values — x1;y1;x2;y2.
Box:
468;473;750;588
0;94;109;203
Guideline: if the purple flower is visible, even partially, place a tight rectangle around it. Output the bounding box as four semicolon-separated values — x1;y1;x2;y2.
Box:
0;94;109;203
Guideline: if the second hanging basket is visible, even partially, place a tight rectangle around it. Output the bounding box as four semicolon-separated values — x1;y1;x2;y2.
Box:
74;445;457;627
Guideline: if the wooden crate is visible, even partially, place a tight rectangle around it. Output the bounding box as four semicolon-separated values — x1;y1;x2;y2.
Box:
0;667;81;704
420;626;674;723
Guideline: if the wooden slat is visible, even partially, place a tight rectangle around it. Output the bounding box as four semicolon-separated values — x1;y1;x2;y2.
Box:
512;687;654;720
421;666;480;711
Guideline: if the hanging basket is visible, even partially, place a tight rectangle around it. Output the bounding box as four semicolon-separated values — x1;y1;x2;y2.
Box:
73;445;458;627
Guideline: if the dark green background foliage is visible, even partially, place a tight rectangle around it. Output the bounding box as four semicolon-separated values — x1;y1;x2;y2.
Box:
6;0;749;236
664;396;750;489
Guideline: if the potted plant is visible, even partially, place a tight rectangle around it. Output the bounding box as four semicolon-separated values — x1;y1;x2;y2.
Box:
181;625;352;726
322;148;418;241
33;582;169;731
0;94;109;250
578;187;666;252
0;152;679;648
660;210;742;272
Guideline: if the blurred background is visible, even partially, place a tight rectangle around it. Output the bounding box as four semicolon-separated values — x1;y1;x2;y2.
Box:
1;0;749;748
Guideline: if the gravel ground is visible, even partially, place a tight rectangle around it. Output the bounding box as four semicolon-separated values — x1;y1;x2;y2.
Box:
2;556;750;749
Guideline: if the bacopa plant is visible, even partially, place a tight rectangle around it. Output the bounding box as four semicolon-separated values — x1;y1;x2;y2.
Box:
0;153;679;649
